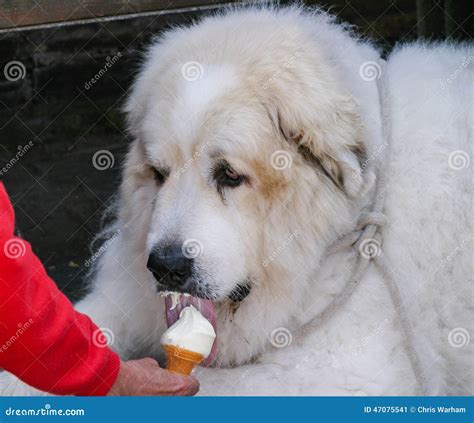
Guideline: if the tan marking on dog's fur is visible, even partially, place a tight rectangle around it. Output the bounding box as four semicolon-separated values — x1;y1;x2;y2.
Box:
250;158;290;201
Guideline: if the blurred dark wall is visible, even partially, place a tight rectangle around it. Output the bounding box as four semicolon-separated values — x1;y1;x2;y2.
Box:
0;0;467;300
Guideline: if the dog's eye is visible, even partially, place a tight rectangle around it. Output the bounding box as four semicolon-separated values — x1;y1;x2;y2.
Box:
224;167;242;183
214;163;245;188
152;167;167;185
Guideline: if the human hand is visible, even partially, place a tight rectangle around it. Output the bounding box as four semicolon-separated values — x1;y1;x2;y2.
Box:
107;358;199;396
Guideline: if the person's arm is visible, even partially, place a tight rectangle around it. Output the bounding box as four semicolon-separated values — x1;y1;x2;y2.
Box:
0;183;199;396
0;183;120;395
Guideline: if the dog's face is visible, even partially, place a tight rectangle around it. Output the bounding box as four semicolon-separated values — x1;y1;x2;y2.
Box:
141;73;268;301
120;17;373;308
124;65;292;302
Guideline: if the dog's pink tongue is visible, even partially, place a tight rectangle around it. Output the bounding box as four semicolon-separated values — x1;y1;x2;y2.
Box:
164;295;217;367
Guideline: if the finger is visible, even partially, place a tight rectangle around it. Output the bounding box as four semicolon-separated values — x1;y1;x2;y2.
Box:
173;374;200;396
139;357;159;366
183;375;200;396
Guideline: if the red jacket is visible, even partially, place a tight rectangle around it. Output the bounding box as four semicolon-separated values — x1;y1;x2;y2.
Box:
0;182;120;395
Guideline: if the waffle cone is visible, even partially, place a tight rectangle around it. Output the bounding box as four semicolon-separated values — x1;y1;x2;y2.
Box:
163;344;204;375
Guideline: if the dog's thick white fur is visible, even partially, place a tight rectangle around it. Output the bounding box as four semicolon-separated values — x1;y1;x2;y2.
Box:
2;5;472;396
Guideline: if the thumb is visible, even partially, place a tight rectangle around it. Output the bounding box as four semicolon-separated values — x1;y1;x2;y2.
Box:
162;370;200;396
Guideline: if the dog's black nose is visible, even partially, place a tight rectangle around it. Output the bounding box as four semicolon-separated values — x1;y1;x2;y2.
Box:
147;245;193;287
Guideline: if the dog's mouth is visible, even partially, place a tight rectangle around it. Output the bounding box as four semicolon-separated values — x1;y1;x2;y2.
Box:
162;293;218;367
158;281;252;367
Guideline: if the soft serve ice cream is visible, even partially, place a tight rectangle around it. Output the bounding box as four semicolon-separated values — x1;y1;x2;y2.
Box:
161;305;216;374
161;305;216;357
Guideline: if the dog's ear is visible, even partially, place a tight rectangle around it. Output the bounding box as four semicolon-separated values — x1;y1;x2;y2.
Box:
266;92;373;198
120;139;150;194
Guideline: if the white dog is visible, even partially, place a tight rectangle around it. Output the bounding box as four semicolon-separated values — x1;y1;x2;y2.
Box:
2;5;472;396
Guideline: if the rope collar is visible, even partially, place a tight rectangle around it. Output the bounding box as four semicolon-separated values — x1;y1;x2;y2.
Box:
295;59;429;395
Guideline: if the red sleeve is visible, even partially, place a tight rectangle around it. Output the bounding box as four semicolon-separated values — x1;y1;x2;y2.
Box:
0;182;120;396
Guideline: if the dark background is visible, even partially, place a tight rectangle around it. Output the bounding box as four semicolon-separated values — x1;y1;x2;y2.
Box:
0;0;472;301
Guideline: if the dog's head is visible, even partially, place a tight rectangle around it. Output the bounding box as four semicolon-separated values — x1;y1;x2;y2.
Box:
119;8;374;309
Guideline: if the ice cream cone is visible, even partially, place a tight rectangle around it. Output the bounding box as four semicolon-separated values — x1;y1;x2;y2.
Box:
163;344;204;375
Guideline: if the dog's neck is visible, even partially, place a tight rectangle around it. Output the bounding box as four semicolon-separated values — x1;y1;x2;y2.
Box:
211;238;362;367
211;188;377;367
